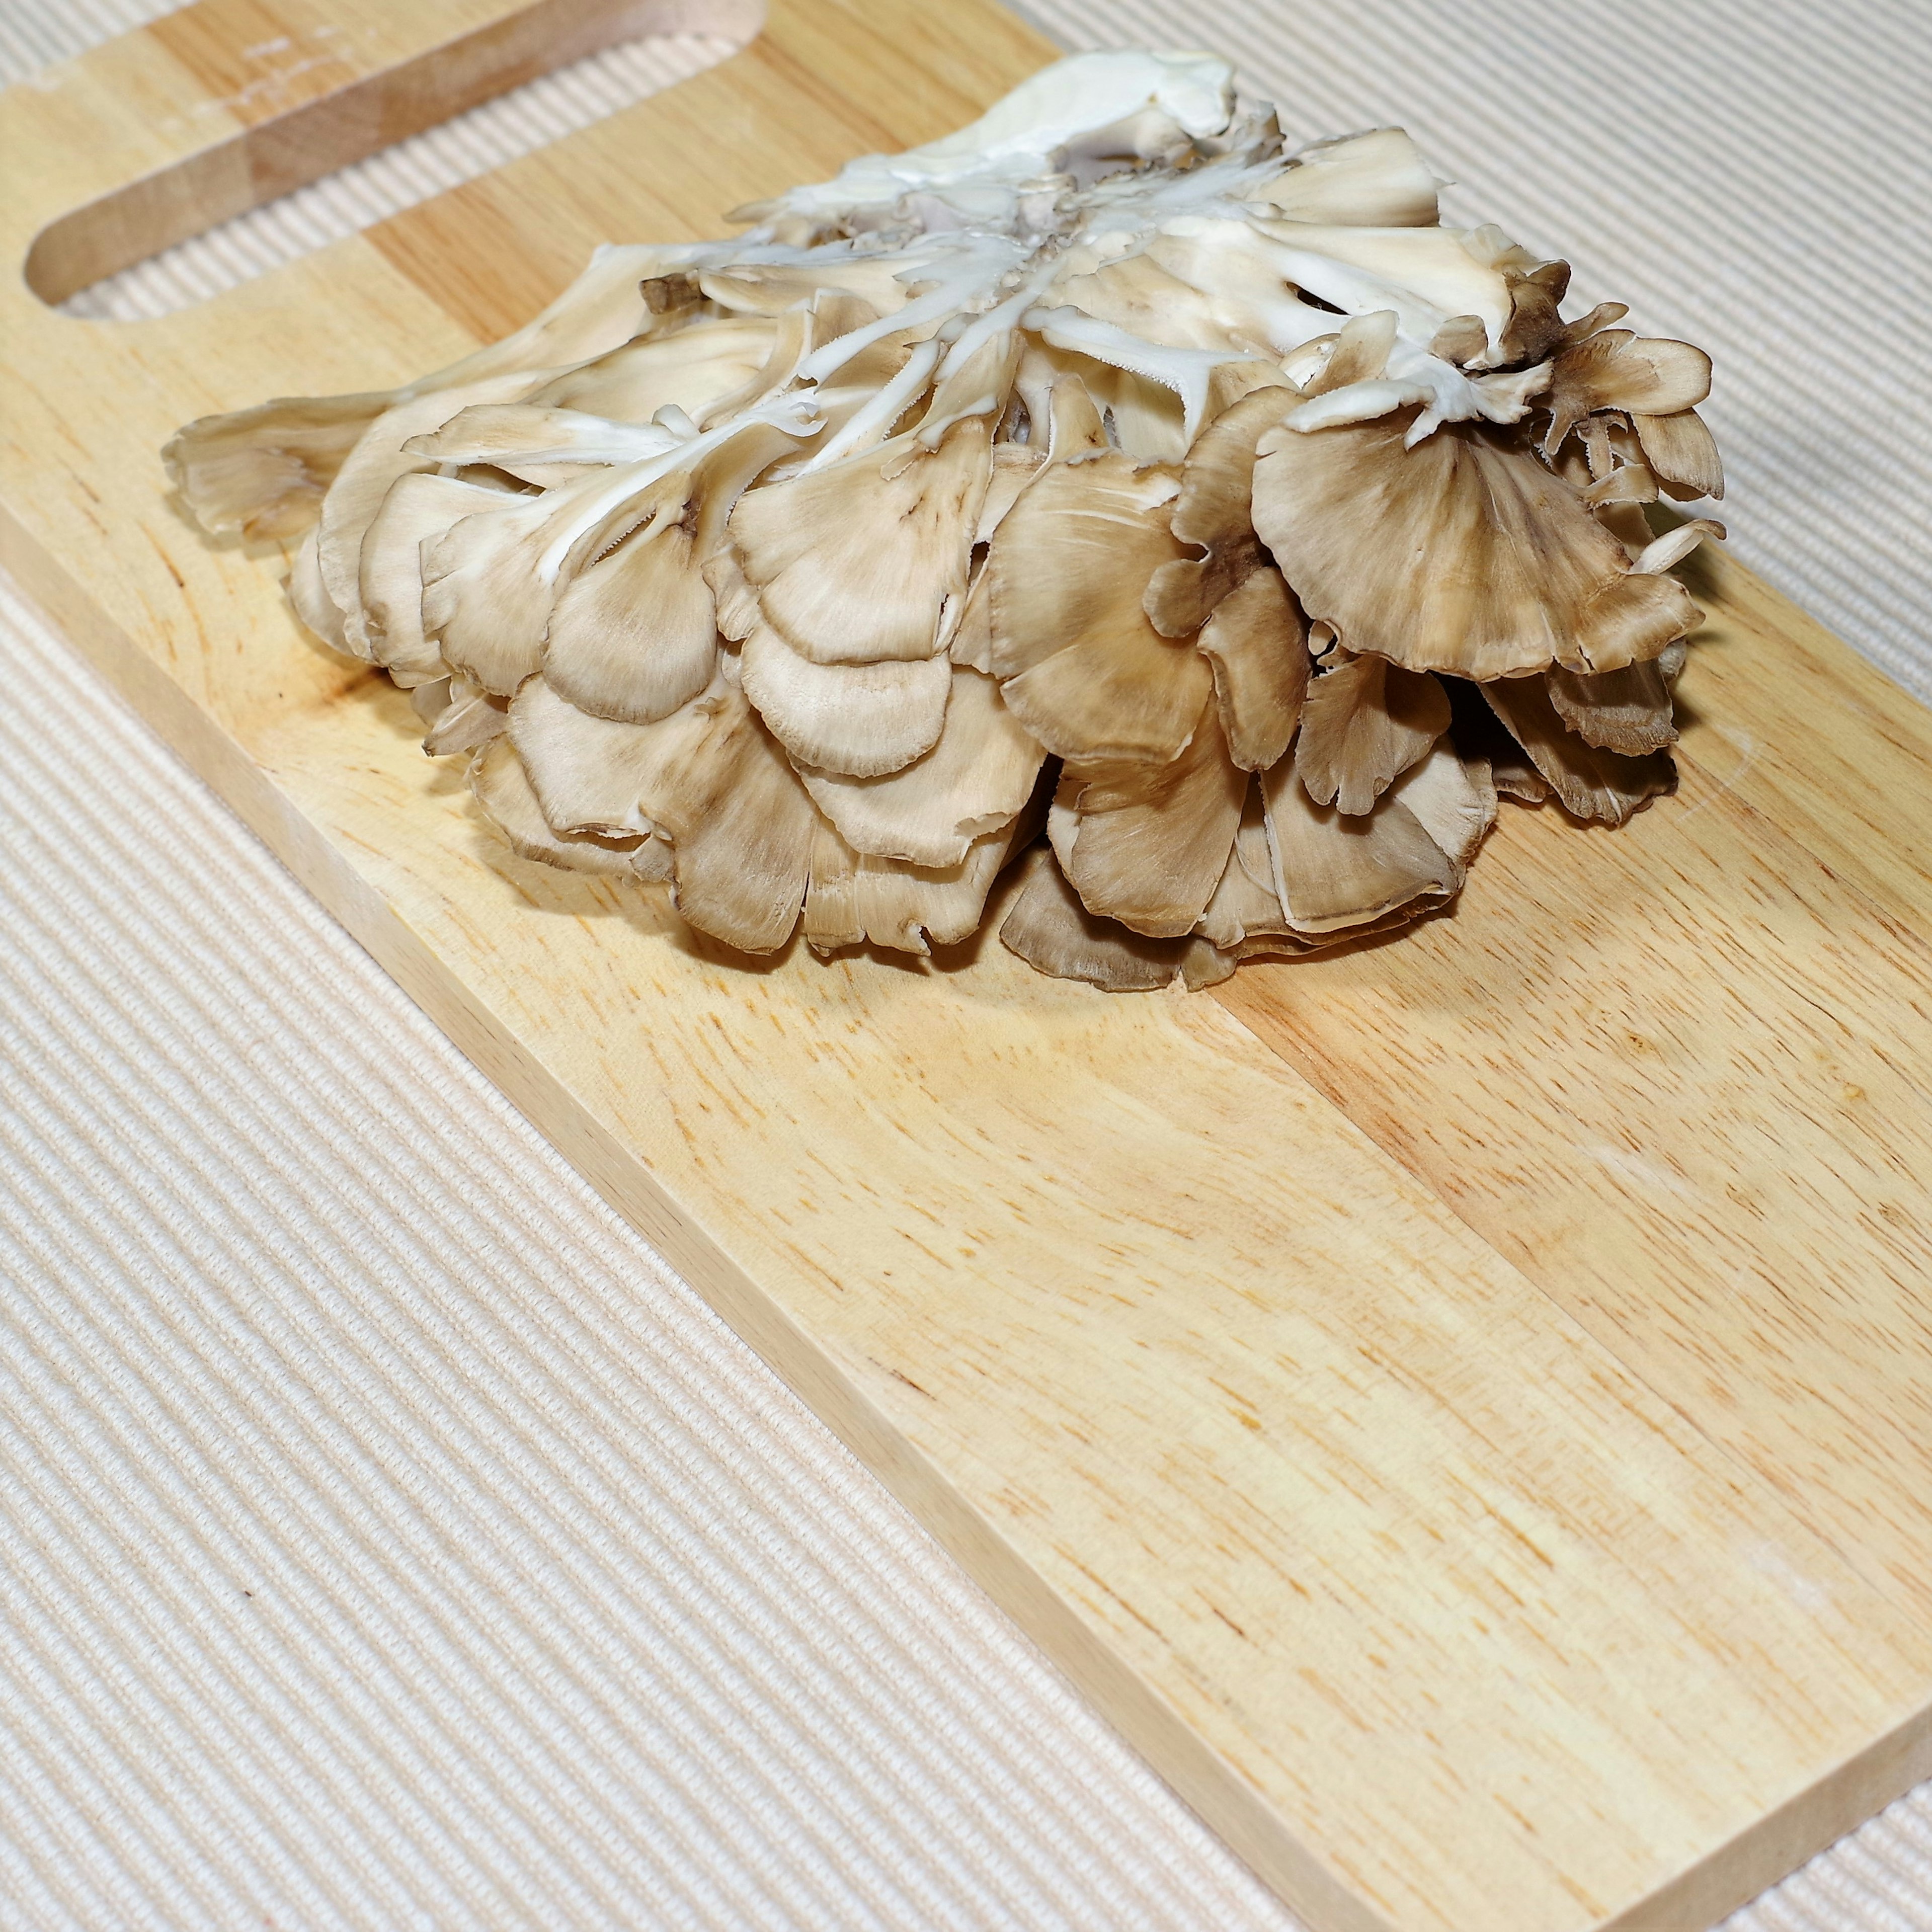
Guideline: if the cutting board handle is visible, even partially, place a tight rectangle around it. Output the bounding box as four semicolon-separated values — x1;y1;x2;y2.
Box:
15;0;763;308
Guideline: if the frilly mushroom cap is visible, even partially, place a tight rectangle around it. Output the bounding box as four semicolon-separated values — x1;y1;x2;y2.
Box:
1253;410;1698;679
315;369;555;661
470;737;651;878
731;420;991;664
163;390;392;542
1480;674;1677;825
1633;409;1725;501
360;472;513;681
1196;785;1297;951
1260;755;1459;933
1000;846;1210;993
167;46;1726;988
987;451;1213;761
1053;696;1247;937
806;816;1027;957
1294;653;1451;816
798;665;1043;868
286;526;348;656
740;624;954;777
1545;660;1677;757
422;679;510;760
523;314;782;422
1544;331;1712;457
1387;742;1497;881
1195;565;1308;773
542;469;717;725
510;674;814;951
1144;385;1298;636
421;485;582;695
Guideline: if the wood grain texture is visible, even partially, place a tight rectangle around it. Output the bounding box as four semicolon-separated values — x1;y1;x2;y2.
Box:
5;6;1931;1928
24;0;757;302
1214;729;1932;1606
1667;544;1932;931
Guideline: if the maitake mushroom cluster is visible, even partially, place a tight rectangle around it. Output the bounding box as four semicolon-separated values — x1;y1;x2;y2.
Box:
166;50;1724;991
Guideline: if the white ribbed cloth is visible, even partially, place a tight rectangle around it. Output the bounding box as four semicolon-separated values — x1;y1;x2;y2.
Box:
2;4;1929;1929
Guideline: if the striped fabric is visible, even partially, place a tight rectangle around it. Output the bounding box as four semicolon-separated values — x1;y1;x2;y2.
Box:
2;3;1928;1928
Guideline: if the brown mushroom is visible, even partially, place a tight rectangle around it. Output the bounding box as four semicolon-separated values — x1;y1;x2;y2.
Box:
1254;410;1696;678
731;420;991;665
166;49;1727;992
1481;674;1676;825
1294;652;1451;815
738;624;953;777
1195;565;1310;773
1260;755;1460;932
1053;695;1247;936
797;665;1043;867
999;847;1201;992
986;451;1213;761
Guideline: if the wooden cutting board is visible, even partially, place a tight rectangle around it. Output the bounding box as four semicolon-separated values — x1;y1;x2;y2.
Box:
6;4;1932;1926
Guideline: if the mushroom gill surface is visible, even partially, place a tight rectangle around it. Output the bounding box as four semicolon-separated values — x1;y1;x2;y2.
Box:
167;47;1724;987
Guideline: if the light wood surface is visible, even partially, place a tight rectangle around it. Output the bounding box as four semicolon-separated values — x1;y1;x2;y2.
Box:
5;5;1931;1928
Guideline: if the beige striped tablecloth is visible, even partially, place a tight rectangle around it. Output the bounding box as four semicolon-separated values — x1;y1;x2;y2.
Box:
2;3;1928;1927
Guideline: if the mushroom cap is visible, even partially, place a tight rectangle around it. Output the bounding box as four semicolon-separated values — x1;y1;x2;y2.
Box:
1254;409;1690;679
400;404;681;485
164;390;393;541
797;665;1043;868
543;471;718;726
469;736;651;879
1000;847;1202;993
1481;673;1677;825
1544;331;1713;456
1194;565;1309;774
1633;409;1725;501
805;816;1025;957
1195;784;1297;950
1545;659;1678;757
286;525;348;655
420;484;583;695
1385;740;1497;880
1294;653;1451;816
731;421;991;665
318;370;546;643
739;624;953;777
1054;695;1248;937
510;674;814;951
987;451;1213;761
1045;252;1256;356
422;680;510;760
359;472;514;681
528;316;783;425
1143;384;1299;636
1260;754;1461;933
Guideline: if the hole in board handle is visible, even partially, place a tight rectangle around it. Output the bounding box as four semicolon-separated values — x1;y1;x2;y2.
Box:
23;0;764;315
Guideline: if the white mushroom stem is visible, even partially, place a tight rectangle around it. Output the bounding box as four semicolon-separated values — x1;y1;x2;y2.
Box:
795;236;1029;386
534;392;823;583
802;337;943;471
1021;306;1256;443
